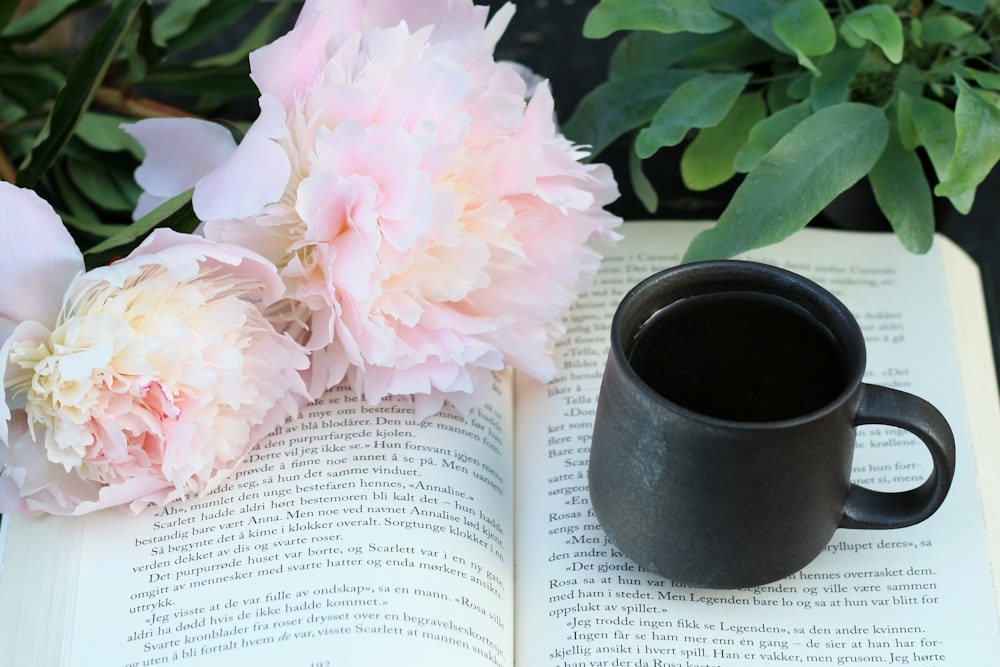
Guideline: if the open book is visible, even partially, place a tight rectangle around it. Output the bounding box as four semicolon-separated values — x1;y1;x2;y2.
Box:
2;220;999;666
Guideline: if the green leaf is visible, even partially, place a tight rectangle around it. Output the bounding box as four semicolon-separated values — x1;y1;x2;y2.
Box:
678;27;781;69
75;112;144;157
609;28;739;77
134;63;259;115
892;62;931;100
934;0;985;12
843;6;904;64
0;60;66;113
960;66;1000;92
681;92;766;190
49;162;109;234
683;103;889;261
0;3;20;31
898;93;956;163
61;211;130;242
84;189;198;264
733;100;812;172
838;19;868;50
66;157;138;213
811;44;867;110
635;72;751;158
17;0;146;189
952;32;994;58
584;0;732;38
935;79;1000;199
785;72;813;101
909;17;924;49
606;30;782;82
1;0;103;42
709;0;789;53
561;70;700;158
190;0;295;68
0;94;26;124
894;92;922;151
153;0;214;42
869;127;935;254
140;62;255;97
629;140;659;214
120;1;166;83
772;0;836;60
162;0;258;56
897;92;974;214
920;15;976;44
766;73;811;110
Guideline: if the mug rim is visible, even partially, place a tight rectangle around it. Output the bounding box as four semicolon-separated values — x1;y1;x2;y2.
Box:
609;259;868;429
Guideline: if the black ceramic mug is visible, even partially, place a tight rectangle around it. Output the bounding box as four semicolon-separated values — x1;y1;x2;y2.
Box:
588;260;956;589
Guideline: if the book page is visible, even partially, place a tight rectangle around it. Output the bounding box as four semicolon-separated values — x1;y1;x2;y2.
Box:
943;239;1000;590
61;379;516;667
0;512;85;667
513;221;1000;666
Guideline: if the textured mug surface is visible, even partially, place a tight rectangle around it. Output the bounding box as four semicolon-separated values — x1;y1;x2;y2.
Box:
588;260;956;589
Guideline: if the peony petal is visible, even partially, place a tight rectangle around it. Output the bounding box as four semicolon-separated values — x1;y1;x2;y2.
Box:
0;182;83;326
133;191;167;221
515;78;558;141
129;228;287;302
123;118;238;203
0;316;17;438
482;2;516;52
193;94;292;221
366;0;497;55
251;7;341;107
134;0;624;419
0;413;109;515
0;226;312;516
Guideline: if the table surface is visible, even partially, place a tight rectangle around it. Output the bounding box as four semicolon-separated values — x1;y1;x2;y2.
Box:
491;0;1000;386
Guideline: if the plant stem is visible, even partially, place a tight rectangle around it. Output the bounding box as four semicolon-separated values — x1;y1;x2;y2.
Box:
0;147;16;183
92;88;198;120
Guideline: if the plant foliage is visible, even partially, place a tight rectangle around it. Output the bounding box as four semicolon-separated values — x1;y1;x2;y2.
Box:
0;0;295;268
565;0;1000;260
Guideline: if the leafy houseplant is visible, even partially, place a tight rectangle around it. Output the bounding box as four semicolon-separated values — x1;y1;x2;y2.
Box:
564;0;1000;261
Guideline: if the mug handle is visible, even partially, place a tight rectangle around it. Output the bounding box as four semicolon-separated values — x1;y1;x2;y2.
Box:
840;384;956;530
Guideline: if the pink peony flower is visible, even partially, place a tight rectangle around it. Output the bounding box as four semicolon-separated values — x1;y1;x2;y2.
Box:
127;117;238;220
0;182;310;515
125;0;622;417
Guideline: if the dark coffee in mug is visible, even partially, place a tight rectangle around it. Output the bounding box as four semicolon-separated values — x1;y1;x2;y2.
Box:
589;260;956;589
628;291;849;422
